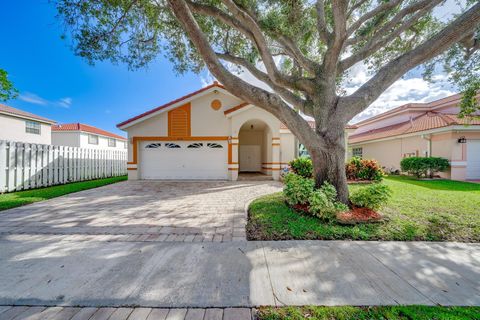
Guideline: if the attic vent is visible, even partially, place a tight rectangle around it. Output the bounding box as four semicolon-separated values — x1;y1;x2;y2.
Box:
168;104;191;137
187;143;203;148
207;143;223;149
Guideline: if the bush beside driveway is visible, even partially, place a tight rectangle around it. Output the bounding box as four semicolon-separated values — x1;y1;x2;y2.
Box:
247;176;480;242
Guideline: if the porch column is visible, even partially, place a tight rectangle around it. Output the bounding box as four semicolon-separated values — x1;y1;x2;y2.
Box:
271;137;281;180
228;136;239;181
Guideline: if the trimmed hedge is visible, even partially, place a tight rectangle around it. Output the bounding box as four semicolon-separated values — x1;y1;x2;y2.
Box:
400;157;450;178
345;157;384;181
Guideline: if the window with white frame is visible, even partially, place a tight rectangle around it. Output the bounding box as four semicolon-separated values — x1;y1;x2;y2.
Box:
352;147;363;158
108;138;116;147
25;120;41;135
124;141;127;149
88;134;99;145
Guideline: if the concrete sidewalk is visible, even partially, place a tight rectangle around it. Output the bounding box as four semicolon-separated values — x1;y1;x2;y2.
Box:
0;236;478;307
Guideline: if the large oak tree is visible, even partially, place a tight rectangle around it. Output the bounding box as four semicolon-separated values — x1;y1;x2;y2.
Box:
56;0;480;203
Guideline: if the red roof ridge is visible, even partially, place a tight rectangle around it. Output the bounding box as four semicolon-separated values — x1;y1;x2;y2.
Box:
117;82;226;128
53;122;126;140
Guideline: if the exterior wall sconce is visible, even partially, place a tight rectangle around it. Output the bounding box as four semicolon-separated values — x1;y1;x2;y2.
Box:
458;136;467;143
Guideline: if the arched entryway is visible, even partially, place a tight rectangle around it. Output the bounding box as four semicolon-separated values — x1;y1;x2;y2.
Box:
238;119;272;178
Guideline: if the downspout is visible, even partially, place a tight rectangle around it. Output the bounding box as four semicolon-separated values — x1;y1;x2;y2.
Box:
421;134;432;157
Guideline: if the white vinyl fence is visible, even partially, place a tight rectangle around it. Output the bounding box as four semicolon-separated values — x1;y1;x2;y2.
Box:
0;140;127;193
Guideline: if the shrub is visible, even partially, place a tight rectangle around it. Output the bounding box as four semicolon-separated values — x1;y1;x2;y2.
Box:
283;173;315;206
289;157;313;178
309;182;349;221
400;157;450;178
349;183;392;211
346;157;384;181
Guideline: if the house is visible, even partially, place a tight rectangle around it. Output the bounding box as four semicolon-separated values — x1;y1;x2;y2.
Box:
0;103;56;144
117;82;354;181
52;123;127;150
348;94;480;181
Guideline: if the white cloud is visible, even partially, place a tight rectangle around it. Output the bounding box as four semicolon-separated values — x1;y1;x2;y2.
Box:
57;97;72;108
19;92;48;105
18;92;73;109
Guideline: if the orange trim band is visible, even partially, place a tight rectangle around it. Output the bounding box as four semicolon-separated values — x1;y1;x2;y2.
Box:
272;143;281;146
224;102;248;115
231;143;239;146
262;167;281;171
228;168;239;171
127;168;137;171
272;137;280;140
127;161;136;165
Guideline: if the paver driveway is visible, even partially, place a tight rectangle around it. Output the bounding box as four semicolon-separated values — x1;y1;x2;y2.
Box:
0;180;281;242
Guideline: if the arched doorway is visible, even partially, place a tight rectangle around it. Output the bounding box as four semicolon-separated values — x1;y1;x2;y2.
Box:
238;119;272;178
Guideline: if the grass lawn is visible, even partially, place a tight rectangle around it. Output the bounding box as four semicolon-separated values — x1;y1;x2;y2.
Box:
247;176;480;242
0;175;127;211
256;305;480;320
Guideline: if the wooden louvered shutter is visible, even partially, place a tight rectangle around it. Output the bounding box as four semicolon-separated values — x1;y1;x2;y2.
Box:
168;103;191;137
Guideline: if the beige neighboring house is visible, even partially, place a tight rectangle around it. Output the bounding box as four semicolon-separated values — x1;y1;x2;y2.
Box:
0;103;56;144
348;94;480;181
117;82;354;181
52;123;127;150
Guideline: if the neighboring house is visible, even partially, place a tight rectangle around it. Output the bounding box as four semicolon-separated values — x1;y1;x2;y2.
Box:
117;82;354;181
348;94;480;181
0;103;56;144
52;123;127;150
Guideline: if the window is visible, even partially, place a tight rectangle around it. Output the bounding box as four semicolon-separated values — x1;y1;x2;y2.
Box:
88;134;99;145
352;147;363;158
187;143;203;148
25;121;41;135
207;143;223;148
124;141;128;149
108;138;116;147
145;143;161;148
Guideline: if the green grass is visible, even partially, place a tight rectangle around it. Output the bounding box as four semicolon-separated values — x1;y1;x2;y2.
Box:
0;175;127;211
247;176;480;242
256;305;480;320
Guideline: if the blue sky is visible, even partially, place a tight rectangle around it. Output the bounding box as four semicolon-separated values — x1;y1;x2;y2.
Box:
1;1;462;134
1;1;209;137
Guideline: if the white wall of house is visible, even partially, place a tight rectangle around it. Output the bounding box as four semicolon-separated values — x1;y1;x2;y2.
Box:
52;131;127;150
0;114;52;144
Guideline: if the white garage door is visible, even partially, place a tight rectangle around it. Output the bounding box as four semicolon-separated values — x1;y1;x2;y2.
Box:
139;141;228;180
467;140;480;180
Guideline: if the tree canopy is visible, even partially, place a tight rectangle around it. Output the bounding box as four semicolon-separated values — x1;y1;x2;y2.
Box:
0;69;18;102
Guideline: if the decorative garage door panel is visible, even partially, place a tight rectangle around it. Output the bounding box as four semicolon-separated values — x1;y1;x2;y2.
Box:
467;140;480;180
140;141;228;180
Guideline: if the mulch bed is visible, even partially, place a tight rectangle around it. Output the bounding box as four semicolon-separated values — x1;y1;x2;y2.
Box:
337;207;383;224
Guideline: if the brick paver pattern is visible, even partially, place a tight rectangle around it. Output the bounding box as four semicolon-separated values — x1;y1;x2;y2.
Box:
0;180;281;242
0;306;257;320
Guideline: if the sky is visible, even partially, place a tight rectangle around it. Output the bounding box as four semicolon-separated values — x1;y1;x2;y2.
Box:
0;1;464;136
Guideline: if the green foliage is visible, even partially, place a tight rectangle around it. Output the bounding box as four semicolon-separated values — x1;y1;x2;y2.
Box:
283;173;314;206
248;176;480;242
349;183;392;211
400;157;450;178
0;176;127;211
345;157;384;181
0;69;18;101
256;305;480;320
289;157;313;178
309;182;349;221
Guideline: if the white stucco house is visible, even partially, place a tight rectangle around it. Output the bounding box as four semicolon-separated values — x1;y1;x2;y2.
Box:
0;103;56;144
52;123;127;150
118;82;353;181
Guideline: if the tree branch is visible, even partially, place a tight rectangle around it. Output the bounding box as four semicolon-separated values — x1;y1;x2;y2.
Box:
315;0;330;44
167;0;323;147
339;0;441;72
347;0;403;36
341;2;480;121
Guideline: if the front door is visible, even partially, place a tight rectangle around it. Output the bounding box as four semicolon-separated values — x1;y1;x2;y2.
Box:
239;145;261;172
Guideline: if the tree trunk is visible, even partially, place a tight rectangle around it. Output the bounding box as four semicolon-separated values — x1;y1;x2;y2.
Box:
304;115;349;204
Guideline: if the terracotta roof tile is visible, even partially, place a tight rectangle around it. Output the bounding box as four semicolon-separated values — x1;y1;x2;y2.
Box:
349;112;480;144
0;103;56;124
52;123;126;140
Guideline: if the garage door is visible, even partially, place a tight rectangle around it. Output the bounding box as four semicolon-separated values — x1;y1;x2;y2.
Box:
139;141;228;180
467;140;480;180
